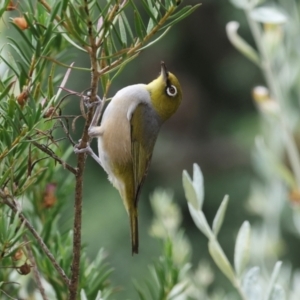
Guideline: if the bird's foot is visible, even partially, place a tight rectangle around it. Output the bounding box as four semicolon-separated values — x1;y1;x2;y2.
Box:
74;141;93;155
82;93;102;109
74;141;103;167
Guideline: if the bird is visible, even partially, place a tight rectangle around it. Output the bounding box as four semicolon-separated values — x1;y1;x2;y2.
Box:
77;62;182;254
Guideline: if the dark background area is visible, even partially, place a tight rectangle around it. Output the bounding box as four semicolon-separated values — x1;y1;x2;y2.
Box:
62;0;266;298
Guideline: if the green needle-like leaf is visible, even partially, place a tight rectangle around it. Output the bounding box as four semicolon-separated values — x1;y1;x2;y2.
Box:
161;4;201;30
118;16;127;46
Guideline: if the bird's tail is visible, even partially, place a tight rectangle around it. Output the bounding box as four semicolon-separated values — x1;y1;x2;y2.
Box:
130;207;139;255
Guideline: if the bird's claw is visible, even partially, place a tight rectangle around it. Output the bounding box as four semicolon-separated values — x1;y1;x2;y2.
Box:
82;94;102;109
74;143;93;155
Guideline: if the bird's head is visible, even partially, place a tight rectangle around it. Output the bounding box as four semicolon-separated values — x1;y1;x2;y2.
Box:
146;62;182;121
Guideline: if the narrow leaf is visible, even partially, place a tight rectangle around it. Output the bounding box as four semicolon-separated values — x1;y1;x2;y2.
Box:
182;170;198;210
7;41;30;66
226;21;260;66
80;289;88;300
242;267;262;299
250;6;287;24
161;4;201;30
137;26;171;51
133;10;146;40
120;12;134;41
118;16;127;45
212;195;229;236
187;203;211;238
192;163;204;210
140;0;158;25
101;53;139;76
209;238;236;284
234;221;251;277
9;23;34;50
0;80;15;102
264;261;282;300
270;284;285;300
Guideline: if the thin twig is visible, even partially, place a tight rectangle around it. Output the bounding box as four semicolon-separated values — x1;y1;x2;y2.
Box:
30;141;77;175
96;5;176;77
0;192;71;287
57;118;76;146
0;289;18;300
24;235;48;300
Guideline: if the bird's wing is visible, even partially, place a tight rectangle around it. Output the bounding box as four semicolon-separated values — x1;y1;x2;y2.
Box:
130;103;161;205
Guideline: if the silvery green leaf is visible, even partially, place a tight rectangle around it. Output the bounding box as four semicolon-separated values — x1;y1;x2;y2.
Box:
95;291;104;300
230;0;259;10
192;163;204;210
188;203;211;239
234;221;251;278
167;281;188;299
183;170;199;210
179;263;192;278
230;0;249;9
208;238;236;284
270;284;285;300
212;195;229;237
80;289;88;300
250;6;287;24
265;261;283;300
242;267;262;300
226;21;260;65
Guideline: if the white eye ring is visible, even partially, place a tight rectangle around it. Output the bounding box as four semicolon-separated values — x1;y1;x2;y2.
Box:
166;85;177;97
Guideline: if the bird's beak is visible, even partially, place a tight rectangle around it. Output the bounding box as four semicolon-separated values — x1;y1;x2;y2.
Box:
161;61;168;83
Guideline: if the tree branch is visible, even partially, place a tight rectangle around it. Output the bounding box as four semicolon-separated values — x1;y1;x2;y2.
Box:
68;0;100;298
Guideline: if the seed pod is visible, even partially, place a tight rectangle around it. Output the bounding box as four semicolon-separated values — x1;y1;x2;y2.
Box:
43;106;57;118
13;17;29;30
12;249;23;261
17;90;29;107
6;0;17;11
43;183;57;208
19;262;31;275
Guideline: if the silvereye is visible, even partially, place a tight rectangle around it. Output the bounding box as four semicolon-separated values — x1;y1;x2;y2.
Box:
76;62;182;254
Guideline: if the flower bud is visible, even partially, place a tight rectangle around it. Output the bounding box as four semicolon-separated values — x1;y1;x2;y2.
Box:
252;86;280;116
12;249;23;261
43;106;57;118
263;23;283;55
6;0;17;11
13;17;29;30
289;189;300;206
43;183;57;208
17;90;29;107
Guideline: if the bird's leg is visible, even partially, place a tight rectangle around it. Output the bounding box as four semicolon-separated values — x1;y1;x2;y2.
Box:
74;141;103;167
87;95;105;136
74;94;105;168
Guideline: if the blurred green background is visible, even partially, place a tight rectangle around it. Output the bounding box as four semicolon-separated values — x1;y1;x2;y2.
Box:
60;0;264;298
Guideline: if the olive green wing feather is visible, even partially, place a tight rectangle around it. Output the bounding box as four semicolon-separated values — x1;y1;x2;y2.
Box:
130;103;161;205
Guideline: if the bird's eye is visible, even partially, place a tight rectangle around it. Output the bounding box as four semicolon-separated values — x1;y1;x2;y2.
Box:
166;85;177;97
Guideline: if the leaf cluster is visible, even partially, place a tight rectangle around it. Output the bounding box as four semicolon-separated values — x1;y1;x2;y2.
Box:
0;0;200;299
